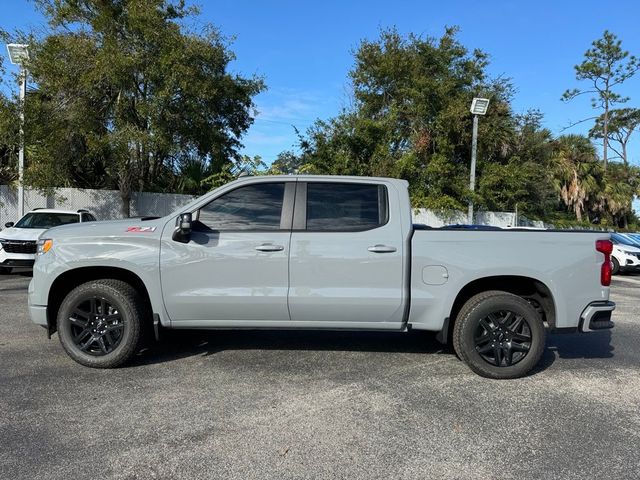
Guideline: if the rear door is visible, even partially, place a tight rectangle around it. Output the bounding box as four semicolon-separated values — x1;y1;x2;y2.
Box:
287;180;405;327
160;180;294;323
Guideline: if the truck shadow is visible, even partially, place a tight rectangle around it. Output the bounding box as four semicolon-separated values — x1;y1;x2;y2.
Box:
130;330;451;366
130;328;614;374
536;330;614;372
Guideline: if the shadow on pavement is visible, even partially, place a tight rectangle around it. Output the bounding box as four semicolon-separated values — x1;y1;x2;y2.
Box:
129;329;452;367
537;330;614;371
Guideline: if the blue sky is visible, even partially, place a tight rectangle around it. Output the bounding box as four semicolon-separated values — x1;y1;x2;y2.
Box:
2;0;640;198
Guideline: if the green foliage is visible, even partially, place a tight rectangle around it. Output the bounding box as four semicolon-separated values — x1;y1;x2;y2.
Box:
11;0;264;215
562;30;640;167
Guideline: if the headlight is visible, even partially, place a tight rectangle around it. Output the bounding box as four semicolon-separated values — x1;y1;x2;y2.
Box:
36;238;53;255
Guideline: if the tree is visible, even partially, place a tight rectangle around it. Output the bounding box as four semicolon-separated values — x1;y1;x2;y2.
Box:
551;135;602;222
562;31;639;170
589;108;640;165
17;0;264;216
293;27;518;211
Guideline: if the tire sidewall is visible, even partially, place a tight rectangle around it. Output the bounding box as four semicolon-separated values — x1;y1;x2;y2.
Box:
459;294;545;379
57;282;140;368
611;257;620;275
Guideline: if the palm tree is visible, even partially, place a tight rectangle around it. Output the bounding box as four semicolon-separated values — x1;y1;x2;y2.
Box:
551;135;602;222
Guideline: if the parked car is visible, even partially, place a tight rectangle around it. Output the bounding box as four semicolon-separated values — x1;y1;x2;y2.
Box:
610;233;640;274
0;209;97;273
28;176;615;379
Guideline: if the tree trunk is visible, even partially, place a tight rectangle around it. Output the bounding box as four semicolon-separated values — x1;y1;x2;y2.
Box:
120;191;131;218
603;103;609;170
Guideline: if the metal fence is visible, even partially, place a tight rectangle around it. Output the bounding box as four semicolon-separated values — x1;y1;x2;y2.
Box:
0;185;195;224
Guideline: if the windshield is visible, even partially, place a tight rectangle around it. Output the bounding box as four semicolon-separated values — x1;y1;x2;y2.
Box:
14;212;79;229
612;233;640;248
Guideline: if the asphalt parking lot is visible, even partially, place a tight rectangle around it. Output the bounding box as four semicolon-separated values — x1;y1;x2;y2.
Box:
1;272;639;480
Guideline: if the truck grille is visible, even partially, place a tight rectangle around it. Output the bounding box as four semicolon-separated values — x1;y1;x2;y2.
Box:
1;240;37;254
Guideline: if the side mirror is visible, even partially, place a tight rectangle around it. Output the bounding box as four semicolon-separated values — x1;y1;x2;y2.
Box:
5;222;14;228
172;212;192;243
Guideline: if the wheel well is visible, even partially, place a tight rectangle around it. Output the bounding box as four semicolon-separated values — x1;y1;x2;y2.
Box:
446;275;556;344
47;267;153;336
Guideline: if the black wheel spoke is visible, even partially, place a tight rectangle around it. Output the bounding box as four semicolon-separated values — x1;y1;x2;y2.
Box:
477;343;494;354
504;346;514;366
493;345;503;366
510;342;530;353
69;316;88;328
97;337;108;354
512;332;531;342
479;318;493;333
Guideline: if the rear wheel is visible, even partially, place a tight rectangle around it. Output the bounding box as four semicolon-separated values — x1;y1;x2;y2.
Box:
57;279;145;368
453;291;546;379
611;257;620;275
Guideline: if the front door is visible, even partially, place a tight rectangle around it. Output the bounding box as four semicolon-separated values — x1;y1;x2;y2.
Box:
160;181;294;324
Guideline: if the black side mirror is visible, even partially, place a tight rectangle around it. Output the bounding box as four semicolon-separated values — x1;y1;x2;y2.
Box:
172;212;192;243
5;222;14;228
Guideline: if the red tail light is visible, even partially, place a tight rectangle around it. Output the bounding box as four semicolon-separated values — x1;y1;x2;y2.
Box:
596;239;613;286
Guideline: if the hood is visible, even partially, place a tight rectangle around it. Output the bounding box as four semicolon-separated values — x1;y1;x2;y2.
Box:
43;217;169;240
0;226;49;242
615;243;640;253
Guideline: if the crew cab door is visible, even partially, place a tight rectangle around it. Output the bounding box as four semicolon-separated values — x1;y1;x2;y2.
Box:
288;181;406;327
160;180;294;324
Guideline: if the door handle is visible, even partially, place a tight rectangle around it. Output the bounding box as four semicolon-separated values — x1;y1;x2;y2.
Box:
255;244;285;252
368;244;397;253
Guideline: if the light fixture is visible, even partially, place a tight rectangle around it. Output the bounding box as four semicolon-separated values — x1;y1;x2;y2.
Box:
6;43;29;65
470;97;490;116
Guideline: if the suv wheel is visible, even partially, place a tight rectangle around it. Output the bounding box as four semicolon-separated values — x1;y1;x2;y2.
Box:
453;290;546;379
57;279;145;368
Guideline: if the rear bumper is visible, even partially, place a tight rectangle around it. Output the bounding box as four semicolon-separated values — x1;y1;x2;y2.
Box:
579;301;615;332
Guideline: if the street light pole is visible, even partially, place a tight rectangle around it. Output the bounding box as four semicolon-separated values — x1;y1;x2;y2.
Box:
6;43;29;218
468;97;490;225
468;114;478;224
18;68;26;218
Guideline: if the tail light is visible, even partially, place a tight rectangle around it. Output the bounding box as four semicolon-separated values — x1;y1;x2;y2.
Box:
596;239;613;286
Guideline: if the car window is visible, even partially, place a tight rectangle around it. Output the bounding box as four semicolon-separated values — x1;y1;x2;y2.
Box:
305;183;387;231
86;214;96;222
197;183;285;231
14;212;80;229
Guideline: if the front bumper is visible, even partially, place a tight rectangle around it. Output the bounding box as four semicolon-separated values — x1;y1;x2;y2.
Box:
579;301;615;332
0;249;35;267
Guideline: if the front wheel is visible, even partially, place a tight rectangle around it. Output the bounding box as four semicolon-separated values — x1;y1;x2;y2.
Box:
57;279;145;368
453;291;546;379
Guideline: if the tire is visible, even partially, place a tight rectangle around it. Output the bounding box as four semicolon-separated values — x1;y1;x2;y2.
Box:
0;267;12;274
453;290;546;379
57;279;145;368
611;257;620;275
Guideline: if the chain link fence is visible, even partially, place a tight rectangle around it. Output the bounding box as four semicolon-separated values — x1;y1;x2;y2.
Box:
0;185;195;224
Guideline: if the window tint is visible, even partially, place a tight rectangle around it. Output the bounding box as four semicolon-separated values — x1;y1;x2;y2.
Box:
86;214;97;222
306;183;387;231
198;183;285;231
14;212;80;229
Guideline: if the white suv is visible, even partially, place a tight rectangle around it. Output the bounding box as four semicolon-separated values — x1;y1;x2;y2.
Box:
0;209;97;273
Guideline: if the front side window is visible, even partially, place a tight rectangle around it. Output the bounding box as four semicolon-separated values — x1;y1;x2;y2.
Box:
14;212;80;229
197;183;285;231
306;183;387;231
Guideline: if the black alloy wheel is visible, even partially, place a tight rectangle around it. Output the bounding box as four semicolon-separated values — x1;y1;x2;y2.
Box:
473;310;531;367
69;296;125;355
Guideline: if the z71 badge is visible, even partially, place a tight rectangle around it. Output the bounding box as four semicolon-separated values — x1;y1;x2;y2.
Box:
126;226;157;233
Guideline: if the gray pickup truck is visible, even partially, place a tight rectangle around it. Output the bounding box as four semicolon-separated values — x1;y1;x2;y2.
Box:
28;175;615;378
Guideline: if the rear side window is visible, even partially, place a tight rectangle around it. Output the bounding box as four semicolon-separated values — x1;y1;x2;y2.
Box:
198;183;285;231
305;183;388;231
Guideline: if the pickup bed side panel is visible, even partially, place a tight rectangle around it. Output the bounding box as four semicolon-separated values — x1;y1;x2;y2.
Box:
409;231;611;331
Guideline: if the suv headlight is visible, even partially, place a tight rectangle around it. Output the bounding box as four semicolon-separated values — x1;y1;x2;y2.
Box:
36;238;53;255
